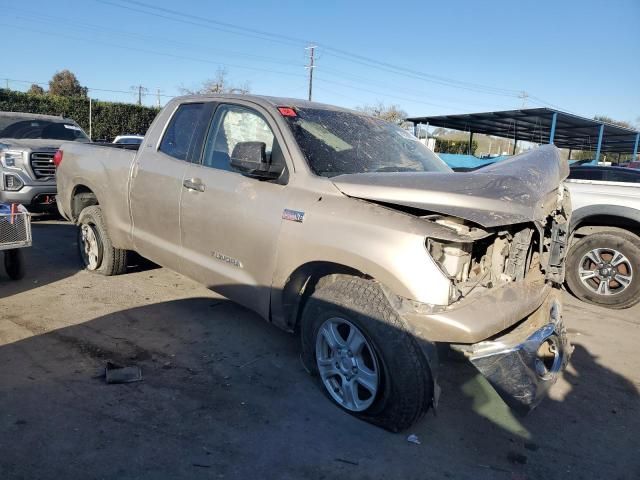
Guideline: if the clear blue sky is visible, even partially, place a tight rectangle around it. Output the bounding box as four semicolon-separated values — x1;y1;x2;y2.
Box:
2;0;639;123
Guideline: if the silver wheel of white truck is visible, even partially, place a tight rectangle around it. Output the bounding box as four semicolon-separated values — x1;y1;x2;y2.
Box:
301;275;433;432
77;206;128;276
566;231;640;309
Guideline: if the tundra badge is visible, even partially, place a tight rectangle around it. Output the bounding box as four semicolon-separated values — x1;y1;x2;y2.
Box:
282;209;305;223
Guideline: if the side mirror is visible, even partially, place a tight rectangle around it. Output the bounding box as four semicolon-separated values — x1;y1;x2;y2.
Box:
230;141;283;180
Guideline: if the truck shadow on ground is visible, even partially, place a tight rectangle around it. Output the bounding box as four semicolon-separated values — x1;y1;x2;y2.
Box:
0;287;638;479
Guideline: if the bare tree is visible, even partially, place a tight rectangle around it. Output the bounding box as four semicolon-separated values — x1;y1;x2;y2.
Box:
27;84;45;95
49;70;88;97
180;68;250;95
594;115;634;130
357;102;407;125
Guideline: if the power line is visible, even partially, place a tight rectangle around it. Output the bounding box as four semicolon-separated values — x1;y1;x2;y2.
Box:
5;2;576;114
0;23;308;82
97;0;306;48
93;0;530;100
1;76;175;100
3;6;302;69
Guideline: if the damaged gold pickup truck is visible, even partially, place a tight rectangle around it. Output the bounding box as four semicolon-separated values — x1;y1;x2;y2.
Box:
55;95;572;431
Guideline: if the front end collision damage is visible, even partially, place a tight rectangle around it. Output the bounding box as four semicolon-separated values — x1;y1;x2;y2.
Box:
361;146;573;412
452;292;572;413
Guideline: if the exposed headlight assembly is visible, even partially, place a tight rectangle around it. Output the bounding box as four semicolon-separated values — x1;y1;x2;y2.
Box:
427;238;472;282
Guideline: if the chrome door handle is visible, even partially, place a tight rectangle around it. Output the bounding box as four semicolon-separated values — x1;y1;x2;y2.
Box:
183;179;205;192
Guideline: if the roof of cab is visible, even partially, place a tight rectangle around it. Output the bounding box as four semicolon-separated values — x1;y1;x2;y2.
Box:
171;94;359;114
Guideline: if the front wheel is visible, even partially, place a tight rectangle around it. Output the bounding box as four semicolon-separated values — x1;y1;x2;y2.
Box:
566;231;640;309
301;275;433;432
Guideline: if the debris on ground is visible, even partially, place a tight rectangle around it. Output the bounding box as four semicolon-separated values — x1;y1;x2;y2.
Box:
335;458;359;466
406;434;421;445
507;451;528;464
104;361;142;384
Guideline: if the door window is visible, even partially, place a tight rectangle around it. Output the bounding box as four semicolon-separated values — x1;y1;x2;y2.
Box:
202;105;282;171
159;103;207;161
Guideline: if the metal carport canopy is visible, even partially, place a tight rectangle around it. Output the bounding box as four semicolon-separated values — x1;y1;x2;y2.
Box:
407;107;640;154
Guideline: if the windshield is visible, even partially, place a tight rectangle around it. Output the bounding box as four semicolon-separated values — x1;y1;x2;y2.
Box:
282;107;450;177
0;115;89;142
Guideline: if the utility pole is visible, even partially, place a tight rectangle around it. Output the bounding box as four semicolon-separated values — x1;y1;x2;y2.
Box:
519;91;529;108
305;45;316;101
156;88;161;108
131;84;148;106
88;93;92;141
5;78;8;90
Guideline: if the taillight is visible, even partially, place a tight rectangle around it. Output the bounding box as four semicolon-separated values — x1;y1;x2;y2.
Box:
53;150;63;167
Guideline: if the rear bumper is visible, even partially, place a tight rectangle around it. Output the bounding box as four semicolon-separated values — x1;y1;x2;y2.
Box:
453;291;572;412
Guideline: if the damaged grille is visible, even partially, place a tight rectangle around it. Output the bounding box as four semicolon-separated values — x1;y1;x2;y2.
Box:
30;151;56;179
428;195;570;301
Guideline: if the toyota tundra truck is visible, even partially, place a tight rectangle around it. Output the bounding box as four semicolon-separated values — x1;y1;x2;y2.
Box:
1;111;89;210
55;95;572;431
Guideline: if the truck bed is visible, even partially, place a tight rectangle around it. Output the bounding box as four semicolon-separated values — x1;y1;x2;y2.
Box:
56;142;138;249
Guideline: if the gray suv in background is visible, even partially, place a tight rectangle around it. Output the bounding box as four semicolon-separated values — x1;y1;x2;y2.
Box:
0;111;89;211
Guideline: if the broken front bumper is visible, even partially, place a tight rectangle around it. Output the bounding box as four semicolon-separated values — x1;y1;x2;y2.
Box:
453;292;572;412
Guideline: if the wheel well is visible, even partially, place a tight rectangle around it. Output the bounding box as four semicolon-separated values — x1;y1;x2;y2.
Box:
281;262;369;332
71;185;99;221
571;215;640;244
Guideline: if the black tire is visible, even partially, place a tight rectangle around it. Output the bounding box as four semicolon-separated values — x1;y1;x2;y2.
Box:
77;206;127;276
4;249;25;280
566;231;640;309
300;275;433;432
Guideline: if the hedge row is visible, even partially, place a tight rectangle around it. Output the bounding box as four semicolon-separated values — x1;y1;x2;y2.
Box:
435;138;479;155
0;89;161;141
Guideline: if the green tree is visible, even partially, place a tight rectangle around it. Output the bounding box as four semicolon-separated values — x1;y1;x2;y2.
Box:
0;89;159;141
27;84;45;95
49;70;88;98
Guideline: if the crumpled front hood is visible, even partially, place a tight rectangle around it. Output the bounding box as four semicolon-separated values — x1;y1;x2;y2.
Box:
332;145;568;228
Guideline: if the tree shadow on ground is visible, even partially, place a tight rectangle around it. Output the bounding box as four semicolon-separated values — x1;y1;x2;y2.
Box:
0;284;638;480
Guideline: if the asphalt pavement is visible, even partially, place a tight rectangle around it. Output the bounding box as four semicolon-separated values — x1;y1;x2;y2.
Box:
1;219;638;480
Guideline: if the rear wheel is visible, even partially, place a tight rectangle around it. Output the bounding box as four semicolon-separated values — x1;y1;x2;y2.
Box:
77;206;127;276
301;275;433;432
566;231;640;309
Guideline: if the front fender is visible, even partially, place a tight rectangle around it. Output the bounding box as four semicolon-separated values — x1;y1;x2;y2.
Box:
570;204;640;232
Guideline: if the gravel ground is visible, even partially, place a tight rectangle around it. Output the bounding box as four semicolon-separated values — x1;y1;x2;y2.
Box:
0;219;638;480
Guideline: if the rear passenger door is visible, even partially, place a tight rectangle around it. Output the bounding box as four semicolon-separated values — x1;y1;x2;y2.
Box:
179;103;290;318
129;101;214;271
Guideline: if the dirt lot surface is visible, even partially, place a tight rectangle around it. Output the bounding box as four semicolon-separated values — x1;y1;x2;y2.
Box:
1;220;639;480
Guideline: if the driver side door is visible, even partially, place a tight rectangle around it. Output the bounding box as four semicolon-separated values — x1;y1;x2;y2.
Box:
179;103;290;318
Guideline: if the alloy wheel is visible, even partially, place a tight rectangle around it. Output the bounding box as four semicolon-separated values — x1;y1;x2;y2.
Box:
315;317;380;412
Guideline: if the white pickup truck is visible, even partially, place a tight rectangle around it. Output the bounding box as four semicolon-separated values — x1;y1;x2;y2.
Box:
565;165;640;309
